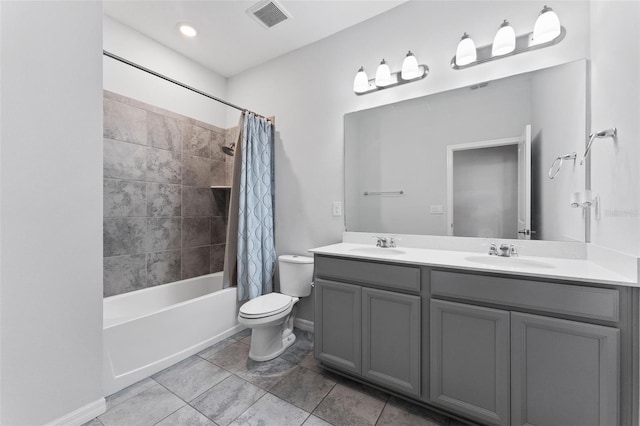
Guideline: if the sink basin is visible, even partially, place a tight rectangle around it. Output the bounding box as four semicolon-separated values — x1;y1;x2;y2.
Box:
464;255;555;269
349;247;406;256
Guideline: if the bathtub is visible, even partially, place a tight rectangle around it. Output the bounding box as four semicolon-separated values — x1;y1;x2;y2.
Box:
103;272;244;396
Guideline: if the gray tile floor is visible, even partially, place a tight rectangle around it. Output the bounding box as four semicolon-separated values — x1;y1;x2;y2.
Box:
85;328;468;426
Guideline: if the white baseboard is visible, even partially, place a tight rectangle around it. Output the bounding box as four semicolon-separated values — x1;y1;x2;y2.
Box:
45;398;106;426
294;318;314;332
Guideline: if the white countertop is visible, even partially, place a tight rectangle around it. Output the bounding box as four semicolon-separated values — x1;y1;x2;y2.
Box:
309;243;638;287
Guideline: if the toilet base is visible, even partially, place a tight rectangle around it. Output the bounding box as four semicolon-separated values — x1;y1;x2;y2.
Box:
239;298;299;362
248;330;296;362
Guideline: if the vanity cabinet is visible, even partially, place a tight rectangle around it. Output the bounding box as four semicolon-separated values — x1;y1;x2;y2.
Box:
314;256;421;397
430;270;620;426
314;279;361;374
430;299;510;426
510;312;619;426
361;287;421;395
313;254;628;426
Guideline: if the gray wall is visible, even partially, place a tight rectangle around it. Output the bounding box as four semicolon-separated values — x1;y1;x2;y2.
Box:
589;1;640;256
1;2;104;423
530;60;586;242
103;91;234;297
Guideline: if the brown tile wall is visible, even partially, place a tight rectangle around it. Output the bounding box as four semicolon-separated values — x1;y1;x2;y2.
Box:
103;91;234;297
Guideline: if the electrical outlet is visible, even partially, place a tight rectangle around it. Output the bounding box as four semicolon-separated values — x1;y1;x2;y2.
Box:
430;205;444;214
332;201;342;216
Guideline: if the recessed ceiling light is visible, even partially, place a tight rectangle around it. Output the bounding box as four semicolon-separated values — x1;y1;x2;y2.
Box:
178;23;197;38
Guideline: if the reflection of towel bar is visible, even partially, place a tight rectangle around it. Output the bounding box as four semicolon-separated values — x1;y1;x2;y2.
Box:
364;190;404;196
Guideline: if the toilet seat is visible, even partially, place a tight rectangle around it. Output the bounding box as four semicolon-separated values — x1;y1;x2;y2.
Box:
239;293;293;319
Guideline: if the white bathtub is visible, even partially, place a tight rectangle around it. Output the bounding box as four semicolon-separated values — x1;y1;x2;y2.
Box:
103;272;243;396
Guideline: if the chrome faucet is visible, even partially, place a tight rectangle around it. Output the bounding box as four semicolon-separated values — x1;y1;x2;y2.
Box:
373;236;397;248
488;242;519;257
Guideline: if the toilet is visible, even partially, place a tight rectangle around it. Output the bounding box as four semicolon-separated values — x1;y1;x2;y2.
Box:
237;254;314;361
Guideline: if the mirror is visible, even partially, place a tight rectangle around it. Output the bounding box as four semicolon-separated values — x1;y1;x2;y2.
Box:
345;60;587;242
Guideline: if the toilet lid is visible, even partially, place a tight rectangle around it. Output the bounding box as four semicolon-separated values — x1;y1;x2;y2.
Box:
239;293;293;319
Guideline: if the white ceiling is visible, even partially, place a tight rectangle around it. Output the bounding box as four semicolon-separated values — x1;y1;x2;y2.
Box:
104;0;407;77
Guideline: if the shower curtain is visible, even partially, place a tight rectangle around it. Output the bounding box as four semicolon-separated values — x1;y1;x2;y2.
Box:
223;112;276;301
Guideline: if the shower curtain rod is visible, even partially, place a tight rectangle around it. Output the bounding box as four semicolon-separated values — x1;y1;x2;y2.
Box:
103;50;271;121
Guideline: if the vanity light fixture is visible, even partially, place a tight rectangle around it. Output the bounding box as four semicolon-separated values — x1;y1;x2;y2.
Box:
353;52;429;95
375;59;392;87
178;23;198;37
451;5;566;70
455;33;477;66
532;5;561;45
401;51;421;80
353;67;370;93
492;20;516;56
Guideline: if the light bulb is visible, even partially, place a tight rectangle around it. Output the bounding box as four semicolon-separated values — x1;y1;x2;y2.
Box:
375;59;392;87
455;33;477;66
401;51;420;80
532;5;561;45
178;23;197;37
353;66;370;93
492;20;516;56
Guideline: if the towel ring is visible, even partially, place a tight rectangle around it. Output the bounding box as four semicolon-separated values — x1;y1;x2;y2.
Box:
548;153;577;180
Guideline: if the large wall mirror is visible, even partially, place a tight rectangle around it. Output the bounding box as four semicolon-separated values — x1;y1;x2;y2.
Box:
345;59;587;242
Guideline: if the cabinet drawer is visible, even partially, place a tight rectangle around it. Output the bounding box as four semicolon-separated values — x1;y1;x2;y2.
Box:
315;256;420;292
431;270;619;322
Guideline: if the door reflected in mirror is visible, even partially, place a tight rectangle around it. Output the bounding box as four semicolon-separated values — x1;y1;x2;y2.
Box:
447;125;530;239
344;60;586;242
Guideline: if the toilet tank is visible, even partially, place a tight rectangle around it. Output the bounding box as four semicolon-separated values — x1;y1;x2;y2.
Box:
278;255;314;297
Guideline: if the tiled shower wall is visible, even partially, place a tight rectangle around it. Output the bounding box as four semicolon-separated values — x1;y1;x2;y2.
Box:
103;91;236;297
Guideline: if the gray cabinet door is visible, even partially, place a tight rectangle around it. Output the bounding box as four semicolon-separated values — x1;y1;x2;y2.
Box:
314;278;362;374
511;312;619;426
430;299;510;426
362;287;421;397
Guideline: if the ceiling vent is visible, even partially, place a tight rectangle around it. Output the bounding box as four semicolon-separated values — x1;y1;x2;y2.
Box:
247;0;292;29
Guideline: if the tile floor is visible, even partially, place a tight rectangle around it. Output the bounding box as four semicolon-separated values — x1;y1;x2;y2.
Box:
84;328;469;426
